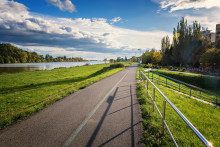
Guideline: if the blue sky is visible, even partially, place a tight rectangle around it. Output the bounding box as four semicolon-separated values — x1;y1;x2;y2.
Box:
0;0;219;60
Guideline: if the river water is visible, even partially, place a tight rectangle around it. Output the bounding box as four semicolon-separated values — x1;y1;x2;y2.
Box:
0;61;108;74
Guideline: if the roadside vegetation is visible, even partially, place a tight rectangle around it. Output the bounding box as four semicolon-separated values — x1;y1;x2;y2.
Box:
0;63;130;129
137;69;220;146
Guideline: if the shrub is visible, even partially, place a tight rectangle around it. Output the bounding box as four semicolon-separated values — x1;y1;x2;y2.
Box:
179;68;186;72
110;63;124;68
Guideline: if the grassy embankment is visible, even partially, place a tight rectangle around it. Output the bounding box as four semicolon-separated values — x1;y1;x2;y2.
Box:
146;70;220;105
0;63;130;129
153;70;220;95
137;69;220;146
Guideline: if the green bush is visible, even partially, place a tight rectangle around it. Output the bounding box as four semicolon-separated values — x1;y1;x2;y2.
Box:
110;63;124;68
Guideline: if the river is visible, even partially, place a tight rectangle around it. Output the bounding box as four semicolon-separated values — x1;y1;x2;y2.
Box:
0;61;108;74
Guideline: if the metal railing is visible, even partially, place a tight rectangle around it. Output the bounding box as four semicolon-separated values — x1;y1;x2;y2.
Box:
139;69;213;147
146;71;219;105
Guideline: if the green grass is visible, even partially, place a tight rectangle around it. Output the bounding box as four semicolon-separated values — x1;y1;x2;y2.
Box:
0;63;125;129
137;70;220;147
146;71;219;105
153;70;220;95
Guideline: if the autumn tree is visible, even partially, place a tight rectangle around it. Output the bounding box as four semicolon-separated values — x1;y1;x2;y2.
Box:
152;52;162;64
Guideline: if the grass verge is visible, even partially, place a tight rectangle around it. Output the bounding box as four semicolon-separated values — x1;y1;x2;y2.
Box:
0;63;125;129
137;69;220;146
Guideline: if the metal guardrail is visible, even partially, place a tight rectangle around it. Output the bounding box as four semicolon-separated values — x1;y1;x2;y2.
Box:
139;69;213;147
146;71;219;105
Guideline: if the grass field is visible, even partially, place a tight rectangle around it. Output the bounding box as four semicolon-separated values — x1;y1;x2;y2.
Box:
145;71;219;105
0;63;127;129
137;70;220;147
153;70;220;95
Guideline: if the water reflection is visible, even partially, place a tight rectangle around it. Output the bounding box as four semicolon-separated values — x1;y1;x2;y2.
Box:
0;61;108;74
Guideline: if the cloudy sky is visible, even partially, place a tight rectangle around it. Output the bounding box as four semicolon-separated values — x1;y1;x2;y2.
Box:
0;0;219;60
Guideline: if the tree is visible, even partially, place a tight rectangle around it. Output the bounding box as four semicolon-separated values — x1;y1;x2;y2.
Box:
125;56;127;61
140;49;154;64
161;35;170;54
161;36;172;65
116;57;121;62
171;17;203;66
199;48;220;69
216;39;220;49
0;56;4;63
109;59;114;63
104;58;107;63
130;56;137;62
45;54;53;62
152;52;162;64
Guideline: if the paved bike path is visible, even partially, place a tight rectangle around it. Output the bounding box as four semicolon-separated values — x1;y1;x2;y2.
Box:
0;64;143;147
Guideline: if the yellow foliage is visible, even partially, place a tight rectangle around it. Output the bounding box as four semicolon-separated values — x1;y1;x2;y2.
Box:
153;52;162;64
174;33;180;39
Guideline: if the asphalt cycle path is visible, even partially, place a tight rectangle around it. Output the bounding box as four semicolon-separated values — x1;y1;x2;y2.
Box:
0;63;143;147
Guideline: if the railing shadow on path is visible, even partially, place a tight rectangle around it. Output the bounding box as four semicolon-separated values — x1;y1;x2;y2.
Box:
86;83;137;147
86;87;119;147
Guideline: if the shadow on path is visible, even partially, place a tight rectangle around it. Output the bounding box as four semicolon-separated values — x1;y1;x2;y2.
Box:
86;87;119;147
87;84;136;147
98;122;141;147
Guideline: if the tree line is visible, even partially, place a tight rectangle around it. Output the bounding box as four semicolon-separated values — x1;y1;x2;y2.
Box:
140;17;220;71
0;43;87;63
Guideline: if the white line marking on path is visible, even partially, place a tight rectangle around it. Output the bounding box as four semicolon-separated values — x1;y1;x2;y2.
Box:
64;69;130;146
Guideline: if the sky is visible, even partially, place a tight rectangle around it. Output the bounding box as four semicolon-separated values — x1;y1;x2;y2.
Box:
0;0;219;60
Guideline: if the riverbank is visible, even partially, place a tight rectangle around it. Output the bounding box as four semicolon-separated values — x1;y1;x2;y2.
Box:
0;63;128;129
0;61;108;74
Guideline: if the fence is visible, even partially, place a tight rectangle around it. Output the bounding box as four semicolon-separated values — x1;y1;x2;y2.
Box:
145;70;219;105
139;69;213;147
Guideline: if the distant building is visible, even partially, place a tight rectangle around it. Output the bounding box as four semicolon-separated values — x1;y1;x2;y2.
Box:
216;24;220;40
211;33;216;43
202;29;215;43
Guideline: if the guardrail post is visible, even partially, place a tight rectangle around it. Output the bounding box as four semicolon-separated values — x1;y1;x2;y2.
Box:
147;79;148;90
190;87;191;96
166;78;167;87
152;88;155;112
162;100;166;134
152;73;154;82
159;75;160;84
146;79;149;98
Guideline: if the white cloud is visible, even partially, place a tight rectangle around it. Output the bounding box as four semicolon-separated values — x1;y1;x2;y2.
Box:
46;0;76;13
110;17;122;24
184;8;220;32
158;0;220;12
0;0;172;59
153;0;220;32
